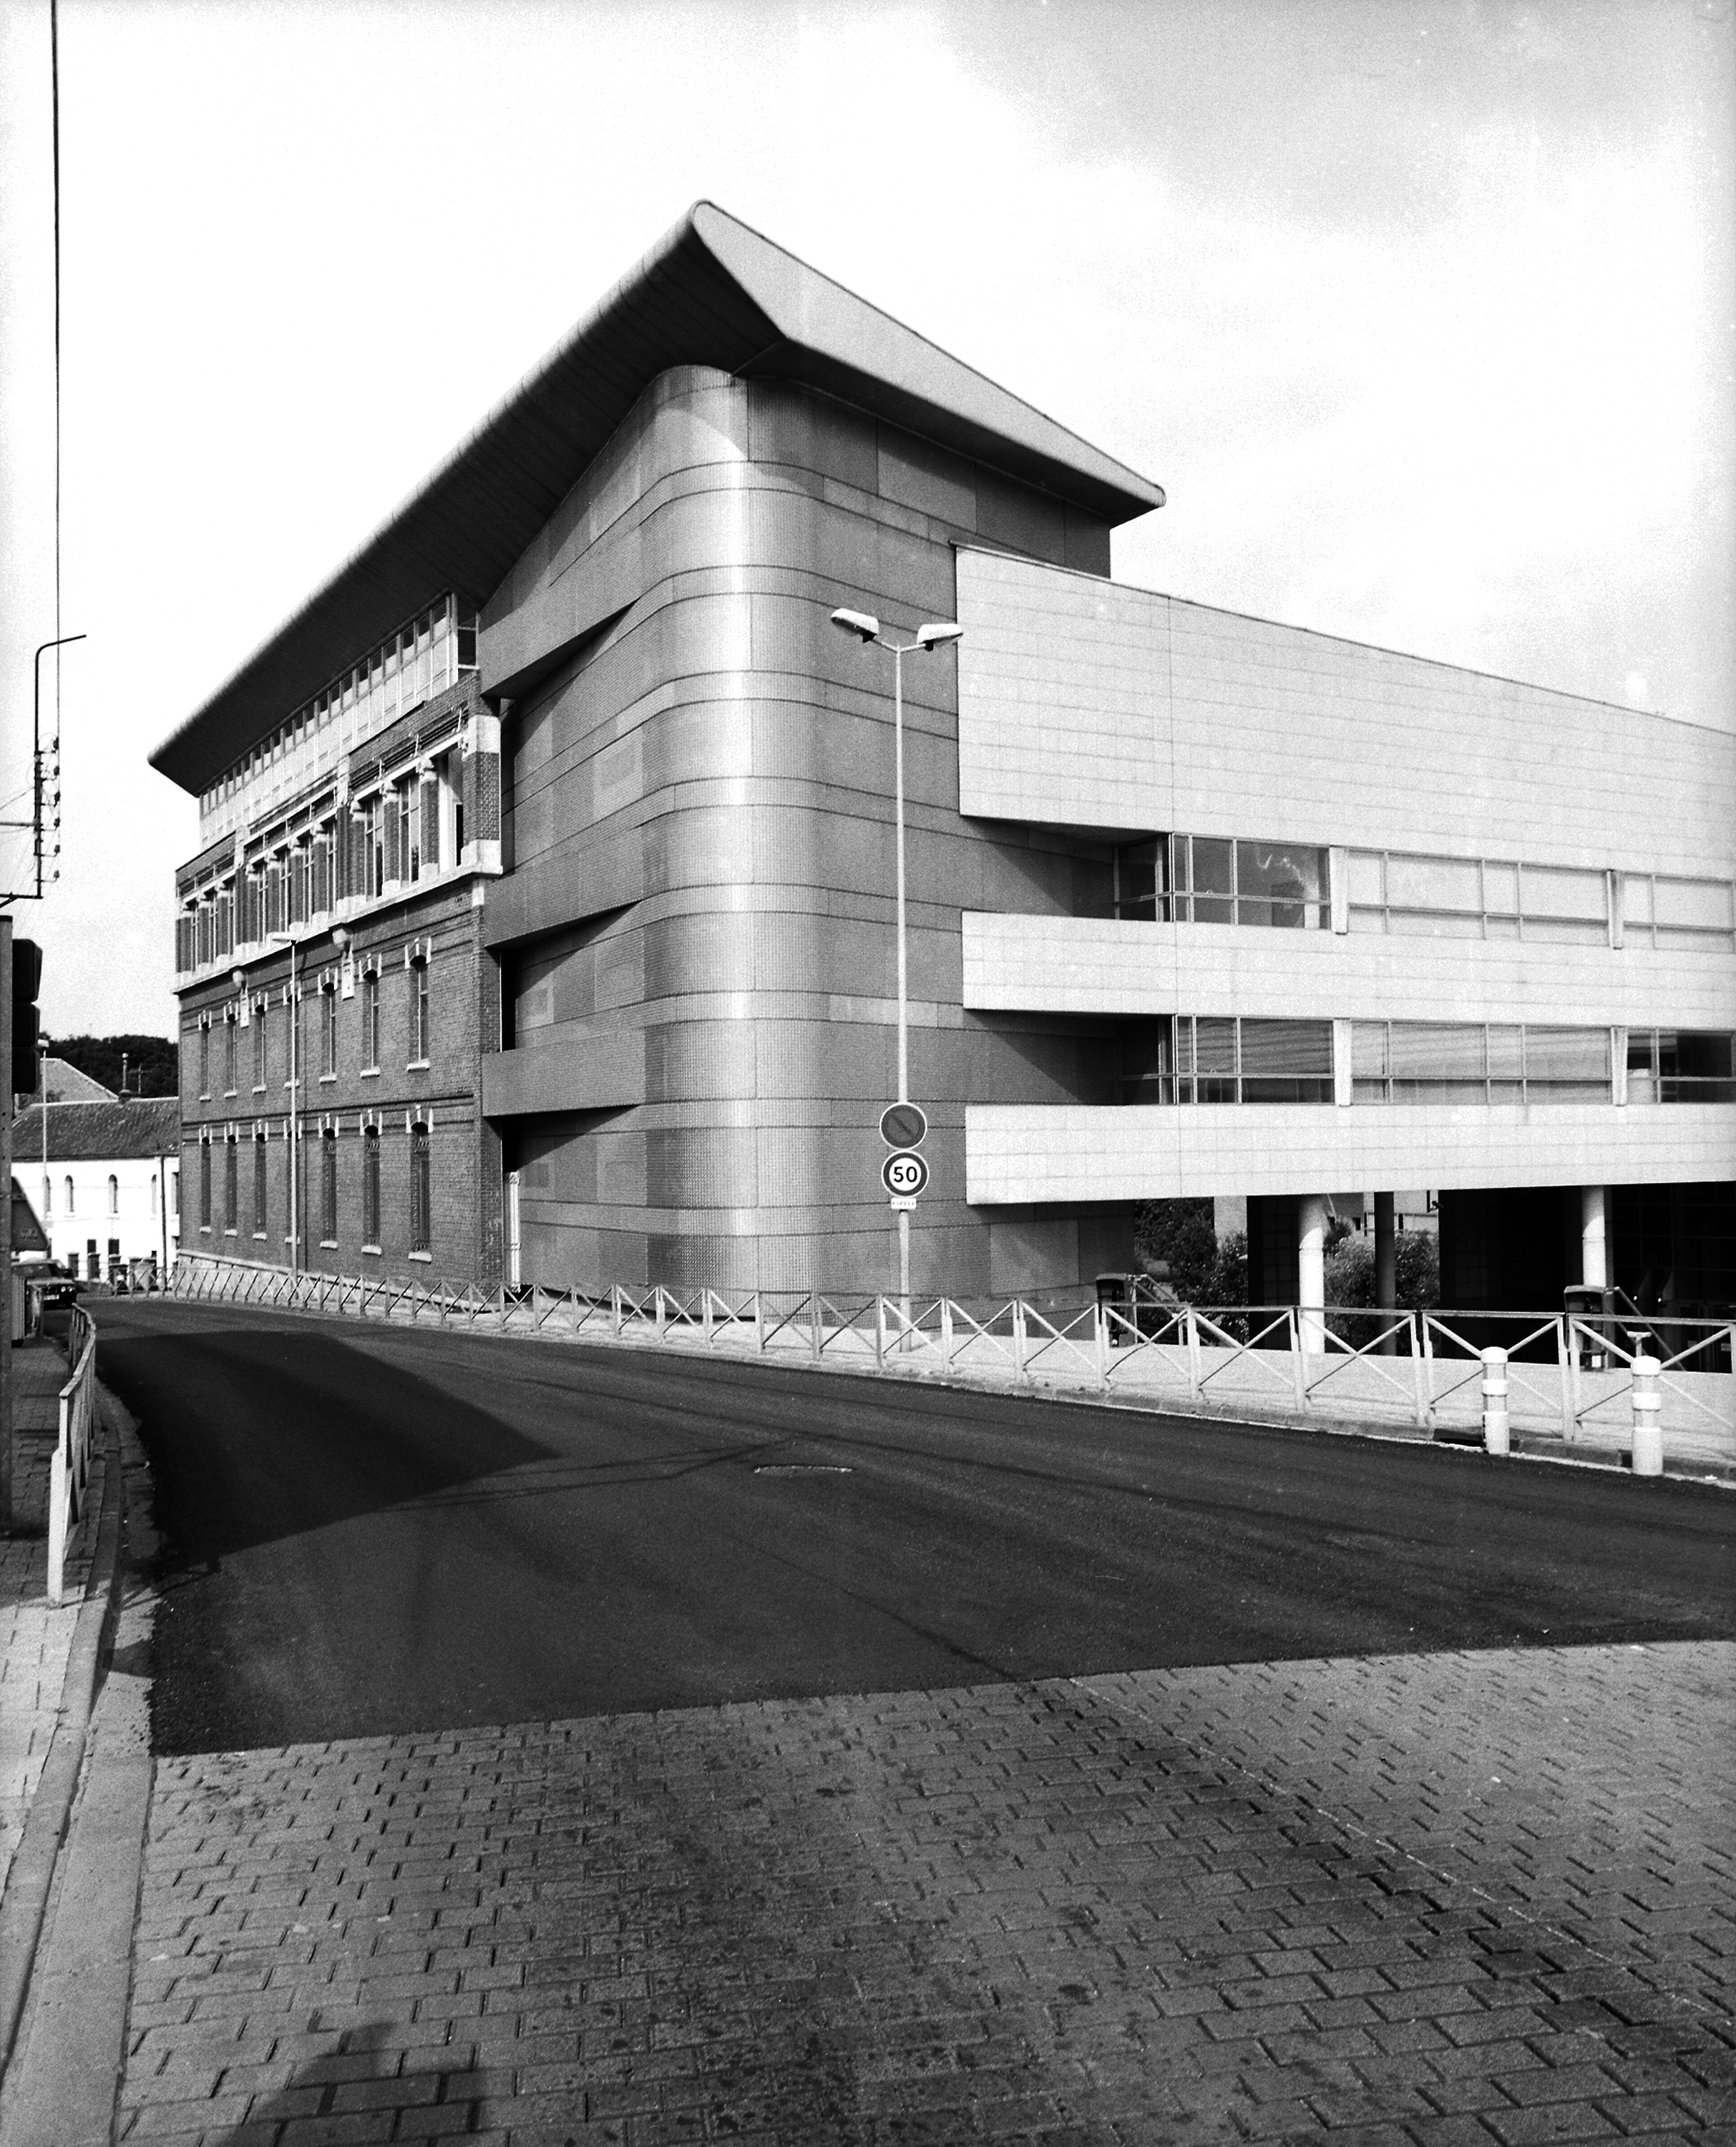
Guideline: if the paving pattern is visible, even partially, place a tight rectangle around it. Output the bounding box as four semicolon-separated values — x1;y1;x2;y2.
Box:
120;1642;1734;2146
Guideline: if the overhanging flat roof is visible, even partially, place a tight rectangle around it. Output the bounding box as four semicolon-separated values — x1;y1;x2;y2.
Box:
152;202;1165;794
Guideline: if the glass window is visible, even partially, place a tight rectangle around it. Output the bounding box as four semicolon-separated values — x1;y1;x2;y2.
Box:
1523;1026;1608;1097
322;985;338;1077
363;971;380;1069
1116;1017;1173;1103
253;1135;268;1235
1654;877;1733;935
1113;839;1161;923
64;1174;74;1214
1521;865;1606;923
321;1131;338;1242
1386;855;1481;913
1645;1030;1736;1104
199;1141;211;1229
411;960;430;1063
1482;861;1519;915
1234;841;1327;930
362;1128;381;1247
1345;851;1384;907
107;1174;118;1216
410;1124;431;1253
1238;1018;1332;1102
225;1138;238;1231
1186;837;1234;925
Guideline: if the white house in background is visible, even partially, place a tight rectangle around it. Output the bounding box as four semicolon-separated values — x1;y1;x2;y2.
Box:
11;1097;181;1280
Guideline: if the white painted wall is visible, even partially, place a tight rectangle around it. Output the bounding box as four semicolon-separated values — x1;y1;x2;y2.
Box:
37;1154;179;1275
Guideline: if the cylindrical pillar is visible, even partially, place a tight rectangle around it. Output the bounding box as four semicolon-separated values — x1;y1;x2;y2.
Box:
1481;1346;1510;1455
1581;1185;1608;1288
1630;1355;1662;1476
1298;1194;1328;1355
1374;1192;1397;1355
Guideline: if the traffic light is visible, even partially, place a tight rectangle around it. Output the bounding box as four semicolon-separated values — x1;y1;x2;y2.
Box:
12;938;41;1072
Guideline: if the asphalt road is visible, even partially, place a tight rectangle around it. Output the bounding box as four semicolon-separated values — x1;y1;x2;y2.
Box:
94;1298;1735;1756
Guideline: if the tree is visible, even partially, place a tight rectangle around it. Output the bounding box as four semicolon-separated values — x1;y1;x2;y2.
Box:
1324;1231;1440;1310
46;1033;179;1097
1133;1198;1219;1300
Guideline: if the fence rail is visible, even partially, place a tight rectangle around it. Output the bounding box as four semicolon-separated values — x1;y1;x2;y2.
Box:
47;1305;98;1607
168;1253;1736;1469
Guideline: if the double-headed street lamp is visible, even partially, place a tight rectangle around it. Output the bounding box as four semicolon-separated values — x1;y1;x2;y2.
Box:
829;606;964;1306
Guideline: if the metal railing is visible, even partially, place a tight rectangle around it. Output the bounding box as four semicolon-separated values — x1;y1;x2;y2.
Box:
168;1252;1735;1467
47;1305;98;1606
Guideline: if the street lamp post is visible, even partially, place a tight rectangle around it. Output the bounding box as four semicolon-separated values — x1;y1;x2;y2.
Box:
37;1036;51;1265
829;607;964;1308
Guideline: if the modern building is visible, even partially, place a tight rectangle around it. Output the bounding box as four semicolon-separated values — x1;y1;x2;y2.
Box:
12;1096;180;1280
155;203;1736;1316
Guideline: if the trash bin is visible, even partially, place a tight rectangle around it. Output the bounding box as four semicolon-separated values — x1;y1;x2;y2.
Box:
1096;1272;1135;1346
1563;1283;1648;1370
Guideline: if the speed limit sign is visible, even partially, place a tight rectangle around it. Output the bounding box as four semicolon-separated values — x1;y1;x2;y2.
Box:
881;1149;929;1199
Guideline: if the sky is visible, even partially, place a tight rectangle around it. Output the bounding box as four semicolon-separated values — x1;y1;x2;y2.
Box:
0;0;1730;1041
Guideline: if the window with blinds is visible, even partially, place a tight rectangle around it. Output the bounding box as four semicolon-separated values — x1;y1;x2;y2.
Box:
1352;1023;1610;1104
1348;849;1735;951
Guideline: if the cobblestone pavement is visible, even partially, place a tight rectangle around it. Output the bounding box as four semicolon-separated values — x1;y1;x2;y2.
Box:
0;1335;97;1902
120;1642;1733;2147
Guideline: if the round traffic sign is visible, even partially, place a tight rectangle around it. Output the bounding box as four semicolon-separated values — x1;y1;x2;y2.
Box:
879;1101;927;1150
881;1149;929;1199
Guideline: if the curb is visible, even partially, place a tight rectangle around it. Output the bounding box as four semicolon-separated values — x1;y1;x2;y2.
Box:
166;1285;1734;1489
0;1393;125;2081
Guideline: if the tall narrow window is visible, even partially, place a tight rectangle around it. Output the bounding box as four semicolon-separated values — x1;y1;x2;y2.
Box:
224;1138;238;1232
253;1134;268;1236
321;983;338;1077
199;1141;212;1229
198;1023;210;1096
362;970;381;1069
410;957;429;1063
410;1122;431;1252
224;1014;237;1094
253;1001;268;1089
362;1126;381;1247
64;1174;74;1214
321;1129;338;1242
107;1174;119;1216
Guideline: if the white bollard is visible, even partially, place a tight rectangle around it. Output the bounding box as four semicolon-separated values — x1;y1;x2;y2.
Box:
1481;1345;1510;1456
1630;1354;1663;1477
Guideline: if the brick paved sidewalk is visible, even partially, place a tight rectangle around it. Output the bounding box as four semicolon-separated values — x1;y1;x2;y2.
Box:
0;1335;102;1905
121;1642;1732;2147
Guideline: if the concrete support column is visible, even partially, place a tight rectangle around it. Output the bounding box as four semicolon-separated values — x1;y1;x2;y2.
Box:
1298;1194;1328;1355
1581;1185;1609;1289
1374;1191;1397;1354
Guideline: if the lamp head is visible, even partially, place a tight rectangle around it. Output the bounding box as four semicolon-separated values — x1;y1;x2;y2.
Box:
230;969;246;990
915;621;965;651
829;607;881;644
331;927;350;951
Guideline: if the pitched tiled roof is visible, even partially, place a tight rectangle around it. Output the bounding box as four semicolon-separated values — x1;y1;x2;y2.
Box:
11;1097;180;1162
39;1057;114;1102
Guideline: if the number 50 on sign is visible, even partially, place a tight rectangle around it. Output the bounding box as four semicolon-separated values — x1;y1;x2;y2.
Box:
882;1149;928;1199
